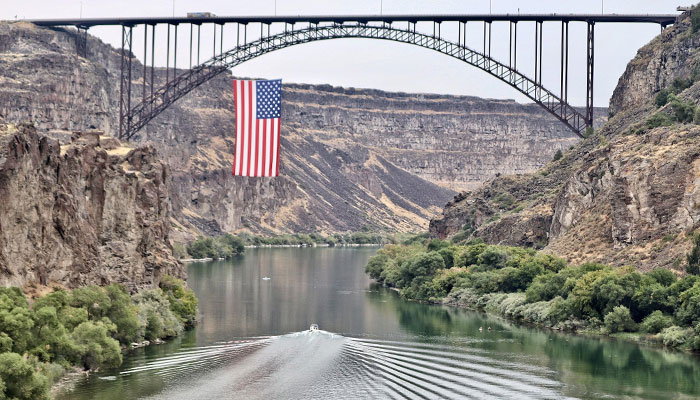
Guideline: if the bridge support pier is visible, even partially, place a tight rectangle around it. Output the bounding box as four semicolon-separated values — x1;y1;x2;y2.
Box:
586;21;595;129
118;25;133;140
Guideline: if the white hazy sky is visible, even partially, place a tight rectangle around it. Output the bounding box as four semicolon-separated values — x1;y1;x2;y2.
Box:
0;0;683;106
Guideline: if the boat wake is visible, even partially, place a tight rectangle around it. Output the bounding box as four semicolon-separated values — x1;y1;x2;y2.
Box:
119;330;573;400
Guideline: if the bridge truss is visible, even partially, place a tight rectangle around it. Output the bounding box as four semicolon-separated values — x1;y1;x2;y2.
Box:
30;14;678;140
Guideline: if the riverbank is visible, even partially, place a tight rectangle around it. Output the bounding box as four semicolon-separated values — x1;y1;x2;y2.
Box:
181;231;421;261
180;242;382;262
0;276;198;399
365;238;700;353
438;290;694;353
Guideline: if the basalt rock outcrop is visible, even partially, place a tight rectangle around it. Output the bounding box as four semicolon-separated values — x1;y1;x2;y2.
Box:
430;10;700;272
0;21;599;240
0;120;183;290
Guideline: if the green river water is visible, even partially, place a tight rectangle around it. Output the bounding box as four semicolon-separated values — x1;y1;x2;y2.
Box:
56;247;700;399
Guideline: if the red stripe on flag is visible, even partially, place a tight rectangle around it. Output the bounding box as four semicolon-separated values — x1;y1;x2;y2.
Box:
232;79;237;175
274;118;281;176
238;80;246;175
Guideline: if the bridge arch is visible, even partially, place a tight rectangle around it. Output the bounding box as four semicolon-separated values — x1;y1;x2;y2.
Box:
122;23;587;139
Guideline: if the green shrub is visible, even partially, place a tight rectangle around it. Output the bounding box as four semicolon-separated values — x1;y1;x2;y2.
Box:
70;321;122;370
633;278;672;317
670;97;696;123
70;286;111;320
187;237;216;259
454;242;486;268
676;282;700;324
0;352;49;400
689;323;700;351
449;230;470;244
646;113;673;129
641;311;674;334
426;268;469;299
493;192;516;210
647;268;676;286
655;88;670;107
437;247;456;268
500;260;545;292
660;326;691;347
0;301;34;354
104;284;144;344
477;246;510;269
159;276;198;328
133;289;183;340
603;306;637;333
29;306;75;363
470;271;502;294
552;149;563;161
365;253;388;281
426;239;450;252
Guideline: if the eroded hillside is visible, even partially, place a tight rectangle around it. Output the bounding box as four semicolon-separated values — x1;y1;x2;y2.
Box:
430;9;700;271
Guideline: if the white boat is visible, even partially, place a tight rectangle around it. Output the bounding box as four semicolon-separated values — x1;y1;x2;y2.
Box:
262;277;271;280
309;323;319;331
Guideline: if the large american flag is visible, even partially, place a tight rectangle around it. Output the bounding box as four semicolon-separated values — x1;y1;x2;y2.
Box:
233;79;282;177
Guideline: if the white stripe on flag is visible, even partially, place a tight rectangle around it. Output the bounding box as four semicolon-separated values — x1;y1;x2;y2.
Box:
264;118;270;177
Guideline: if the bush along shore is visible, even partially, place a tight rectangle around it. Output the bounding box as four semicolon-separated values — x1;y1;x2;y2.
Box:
180;232;426;261
0;276;197;399
365;237;700;353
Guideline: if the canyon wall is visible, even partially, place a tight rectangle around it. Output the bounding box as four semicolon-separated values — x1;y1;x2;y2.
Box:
0;120;183;290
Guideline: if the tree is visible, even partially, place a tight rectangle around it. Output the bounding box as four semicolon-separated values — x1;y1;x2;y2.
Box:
69;286;111;320
365;253;388;281
160;276;198;328
104;284;144;344
70;321;122;370
0;352;49;400
133;289;183;340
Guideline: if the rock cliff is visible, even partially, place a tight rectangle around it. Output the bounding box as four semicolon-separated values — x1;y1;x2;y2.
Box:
0;21;600;239
430;10;700;272
0;120;184;290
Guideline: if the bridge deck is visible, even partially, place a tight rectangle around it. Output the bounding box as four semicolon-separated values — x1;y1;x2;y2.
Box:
25;13;678;28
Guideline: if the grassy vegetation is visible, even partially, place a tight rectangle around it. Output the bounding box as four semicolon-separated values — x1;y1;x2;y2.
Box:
0;277;197;399
365;237;700;352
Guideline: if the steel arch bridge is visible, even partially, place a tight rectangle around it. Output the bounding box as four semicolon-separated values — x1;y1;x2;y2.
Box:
126;23;588;139
30;13;678;140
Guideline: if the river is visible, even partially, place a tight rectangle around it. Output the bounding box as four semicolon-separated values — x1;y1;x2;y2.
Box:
56;247;700;399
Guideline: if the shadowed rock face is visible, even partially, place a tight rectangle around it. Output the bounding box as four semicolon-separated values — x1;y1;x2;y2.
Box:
0;21;593;241
0;121;183;290
430;10;700;272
